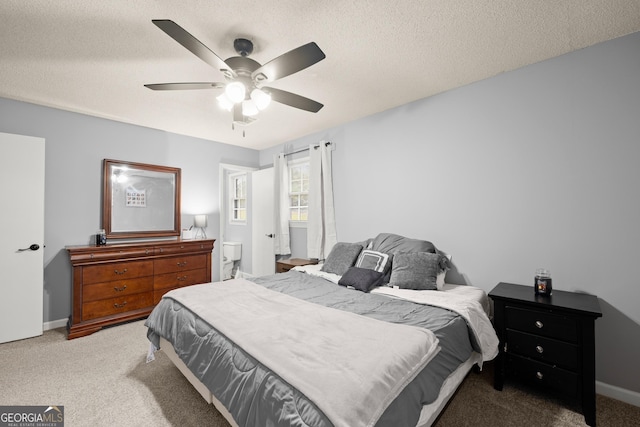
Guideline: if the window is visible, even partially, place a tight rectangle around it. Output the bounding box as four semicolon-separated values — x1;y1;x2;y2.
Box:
289;159;309;222
229;172;247;223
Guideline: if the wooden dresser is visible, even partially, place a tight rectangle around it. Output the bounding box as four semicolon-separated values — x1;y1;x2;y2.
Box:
66;239;215;339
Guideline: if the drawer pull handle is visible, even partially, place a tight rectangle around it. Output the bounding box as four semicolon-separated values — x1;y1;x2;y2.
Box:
536;345;544;354
177;275;188;281
536;371;544;380
114;301;127;309
177;261;188;267
114;285;127;292
114;268;128;275
535;320;544;329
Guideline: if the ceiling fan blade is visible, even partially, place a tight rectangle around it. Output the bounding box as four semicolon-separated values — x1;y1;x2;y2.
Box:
264;87;324;113
152;20;235;78
252;42;325;83
144;82;225;90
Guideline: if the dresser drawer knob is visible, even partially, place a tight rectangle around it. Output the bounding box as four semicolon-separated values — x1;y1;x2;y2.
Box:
177;261;188;267
114;268;128;275
535;320;544;329
536;371;544;380
536;345;544;354
114;301;127;309
114;285;127;292
177;275;188;281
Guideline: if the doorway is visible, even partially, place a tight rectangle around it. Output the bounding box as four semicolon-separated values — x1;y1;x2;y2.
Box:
218;163;256;279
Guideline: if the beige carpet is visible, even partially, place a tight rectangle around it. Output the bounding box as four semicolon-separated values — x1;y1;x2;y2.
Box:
1;320;638;426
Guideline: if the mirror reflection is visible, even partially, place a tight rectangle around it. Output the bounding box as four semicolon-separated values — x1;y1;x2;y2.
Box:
103;159;181;239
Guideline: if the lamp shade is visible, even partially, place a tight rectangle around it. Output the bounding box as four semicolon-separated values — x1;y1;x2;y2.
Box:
251;88;271;110
242;99;259;117
225;82;246;103
216;93;234;111
194;214;208;228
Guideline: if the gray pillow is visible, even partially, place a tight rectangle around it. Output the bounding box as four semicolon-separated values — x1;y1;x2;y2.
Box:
338;267;384;292
388;252;440;290
370;233;437;255
320;242;364;276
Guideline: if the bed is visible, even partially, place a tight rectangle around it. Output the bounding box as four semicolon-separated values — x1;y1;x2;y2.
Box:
145;233;499;427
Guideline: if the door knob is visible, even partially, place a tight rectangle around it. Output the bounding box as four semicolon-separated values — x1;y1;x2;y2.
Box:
18;244;40;252
265;234;275;238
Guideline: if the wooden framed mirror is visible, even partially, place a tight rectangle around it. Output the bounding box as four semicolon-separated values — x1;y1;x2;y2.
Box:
102;159;181;239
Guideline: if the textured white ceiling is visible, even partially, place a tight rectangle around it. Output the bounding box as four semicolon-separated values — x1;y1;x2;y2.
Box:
1;1;639;149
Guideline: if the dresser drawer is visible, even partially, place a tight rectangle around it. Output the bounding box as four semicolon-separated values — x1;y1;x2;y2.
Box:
505;306;577;343
506;330;578;370
82;260;153;285
82;292;153;321
506;354;579;398
83;276;153;302
155;254;207;275
154;241;214;256
154;268;208;291
69;246;154;262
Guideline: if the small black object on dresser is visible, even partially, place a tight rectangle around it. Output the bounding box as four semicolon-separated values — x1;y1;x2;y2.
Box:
489;282;602;427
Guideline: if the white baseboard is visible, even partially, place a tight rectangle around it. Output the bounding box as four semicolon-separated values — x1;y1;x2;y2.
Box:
597;380;640;408
44;318;68;331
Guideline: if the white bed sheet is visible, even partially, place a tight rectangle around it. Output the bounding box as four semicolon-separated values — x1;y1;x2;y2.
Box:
293;264;490;316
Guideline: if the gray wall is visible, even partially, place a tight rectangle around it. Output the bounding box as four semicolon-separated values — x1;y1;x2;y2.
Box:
261;32;640;395
0;97;259;323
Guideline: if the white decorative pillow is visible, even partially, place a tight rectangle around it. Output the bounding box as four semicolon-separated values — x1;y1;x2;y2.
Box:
355;250;390;273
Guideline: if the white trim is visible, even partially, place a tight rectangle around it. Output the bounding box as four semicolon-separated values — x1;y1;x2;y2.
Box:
44;318;68;331
597;380;640;408
289;220;307;229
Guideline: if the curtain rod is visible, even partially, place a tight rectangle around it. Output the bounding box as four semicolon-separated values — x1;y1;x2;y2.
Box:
283;141;332;157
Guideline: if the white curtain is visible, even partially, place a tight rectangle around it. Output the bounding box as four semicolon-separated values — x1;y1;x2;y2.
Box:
307;142;337;260
273;153;291;255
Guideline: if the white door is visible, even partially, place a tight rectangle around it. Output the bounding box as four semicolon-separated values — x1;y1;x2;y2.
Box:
251;168;275;276
0;132;45;343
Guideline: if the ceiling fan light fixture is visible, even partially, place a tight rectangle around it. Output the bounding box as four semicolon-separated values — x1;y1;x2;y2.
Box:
251;88;271;110
216;93;234;111
242;99;259;117
225;81;246;103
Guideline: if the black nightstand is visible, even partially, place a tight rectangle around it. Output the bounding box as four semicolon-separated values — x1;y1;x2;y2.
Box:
489;282;602;427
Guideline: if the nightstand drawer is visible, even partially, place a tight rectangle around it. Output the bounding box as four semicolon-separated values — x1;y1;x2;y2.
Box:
506;330;578;370
505;306;577;343
506;354;579;398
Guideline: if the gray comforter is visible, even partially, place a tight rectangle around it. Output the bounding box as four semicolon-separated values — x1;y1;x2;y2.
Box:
146;271;476;427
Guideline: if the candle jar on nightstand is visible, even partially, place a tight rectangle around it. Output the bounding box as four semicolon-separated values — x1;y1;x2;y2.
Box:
534;268;552;295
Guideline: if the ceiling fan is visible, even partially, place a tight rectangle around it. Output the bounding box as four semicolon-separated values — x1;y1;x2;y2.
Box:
145;20;326;128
